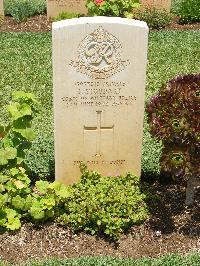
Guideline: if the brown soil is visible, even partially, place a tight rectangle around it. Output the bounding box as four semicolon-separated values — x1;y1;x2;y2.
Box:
0;13;199;265
0;15;51;32
165;16;200;31
0;15;200;32
0;181;199;264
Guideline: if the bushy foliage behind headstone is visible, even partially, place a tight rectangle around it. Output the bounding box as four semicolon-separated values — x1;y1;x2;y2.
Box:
176;0;200;24
4;0;46;22
134;8;171;29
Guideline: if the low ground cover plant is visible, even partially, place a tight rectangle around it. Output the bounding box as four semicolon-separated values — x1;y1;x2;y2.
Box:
58;164;148;240
52;12;82;22
0;92;148;239
18;252;200;266
146;73;200;183
86;0;140;18
4;0;46;22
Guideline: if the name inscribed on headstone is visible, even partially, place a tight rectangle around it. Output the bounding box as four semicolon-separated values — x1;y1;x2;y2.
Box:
62;81;137;108
53;17;149;184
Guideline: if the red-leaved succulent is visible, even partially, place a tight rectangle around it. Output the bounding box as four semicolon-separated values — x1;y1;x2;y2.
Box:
146;73;200;180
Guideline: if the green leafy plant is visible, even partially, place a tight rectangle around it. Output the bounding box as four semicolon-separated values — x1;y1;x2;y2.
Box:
146;73;200;181
4;0;46;23
0;167;32;230
0;91;148;238
86;0;140;18
0;91;38;230
134;8;171;29
0;91;70;229
176;0;200;24
29;180;71;221
0;91;38;171
58;165;148;240
52;12;82;22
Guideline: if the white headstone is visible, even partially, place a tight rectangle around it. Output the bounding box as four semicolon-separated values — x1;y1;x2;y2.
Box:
53;17;149;184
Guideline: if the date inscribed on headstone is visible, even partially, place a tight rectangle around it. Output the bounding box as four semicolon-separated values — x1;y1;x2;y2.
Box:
53;17;149;184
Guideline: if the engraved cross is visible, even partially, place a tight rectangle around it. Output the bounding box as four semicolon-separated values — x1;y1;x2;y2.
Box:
84;111;114;157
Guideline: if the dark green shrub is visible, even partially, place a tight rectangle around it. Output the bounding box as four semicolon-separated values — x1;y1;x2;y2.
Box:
4;0;46;22
52;12;82;22
135;8;171;29
146;73;200;180
58;165;149;240
177;0;200;24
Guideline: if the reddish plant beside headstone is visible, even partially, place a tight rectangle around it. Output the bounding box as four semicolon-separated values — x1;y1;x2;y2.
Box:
146;73;200;205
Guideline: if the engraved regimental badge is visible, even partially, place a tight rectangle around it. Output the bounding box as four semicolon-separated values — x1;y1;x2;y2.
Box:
69;27;130;79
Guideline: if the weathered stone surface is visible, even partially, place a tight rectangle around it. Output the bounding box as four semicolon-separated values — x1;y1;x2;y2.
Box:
0;0;4;19
141;0;172;12
53;17;149;184
47;0;87;19
185;177;200;205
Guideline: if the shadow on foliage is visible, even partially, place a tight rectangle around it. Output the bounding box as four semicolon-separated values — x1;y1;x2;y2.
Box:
47;158;55;182
27;159;55;183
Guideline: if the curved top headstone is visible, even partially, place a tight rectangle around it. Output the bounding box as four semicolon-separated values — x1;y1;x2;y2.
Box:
53;16;148;29
53;17;149;184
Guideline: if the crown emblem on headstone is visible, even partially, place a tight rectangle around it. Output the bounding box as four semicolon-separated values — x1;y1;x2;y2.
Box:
69;27;130;79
